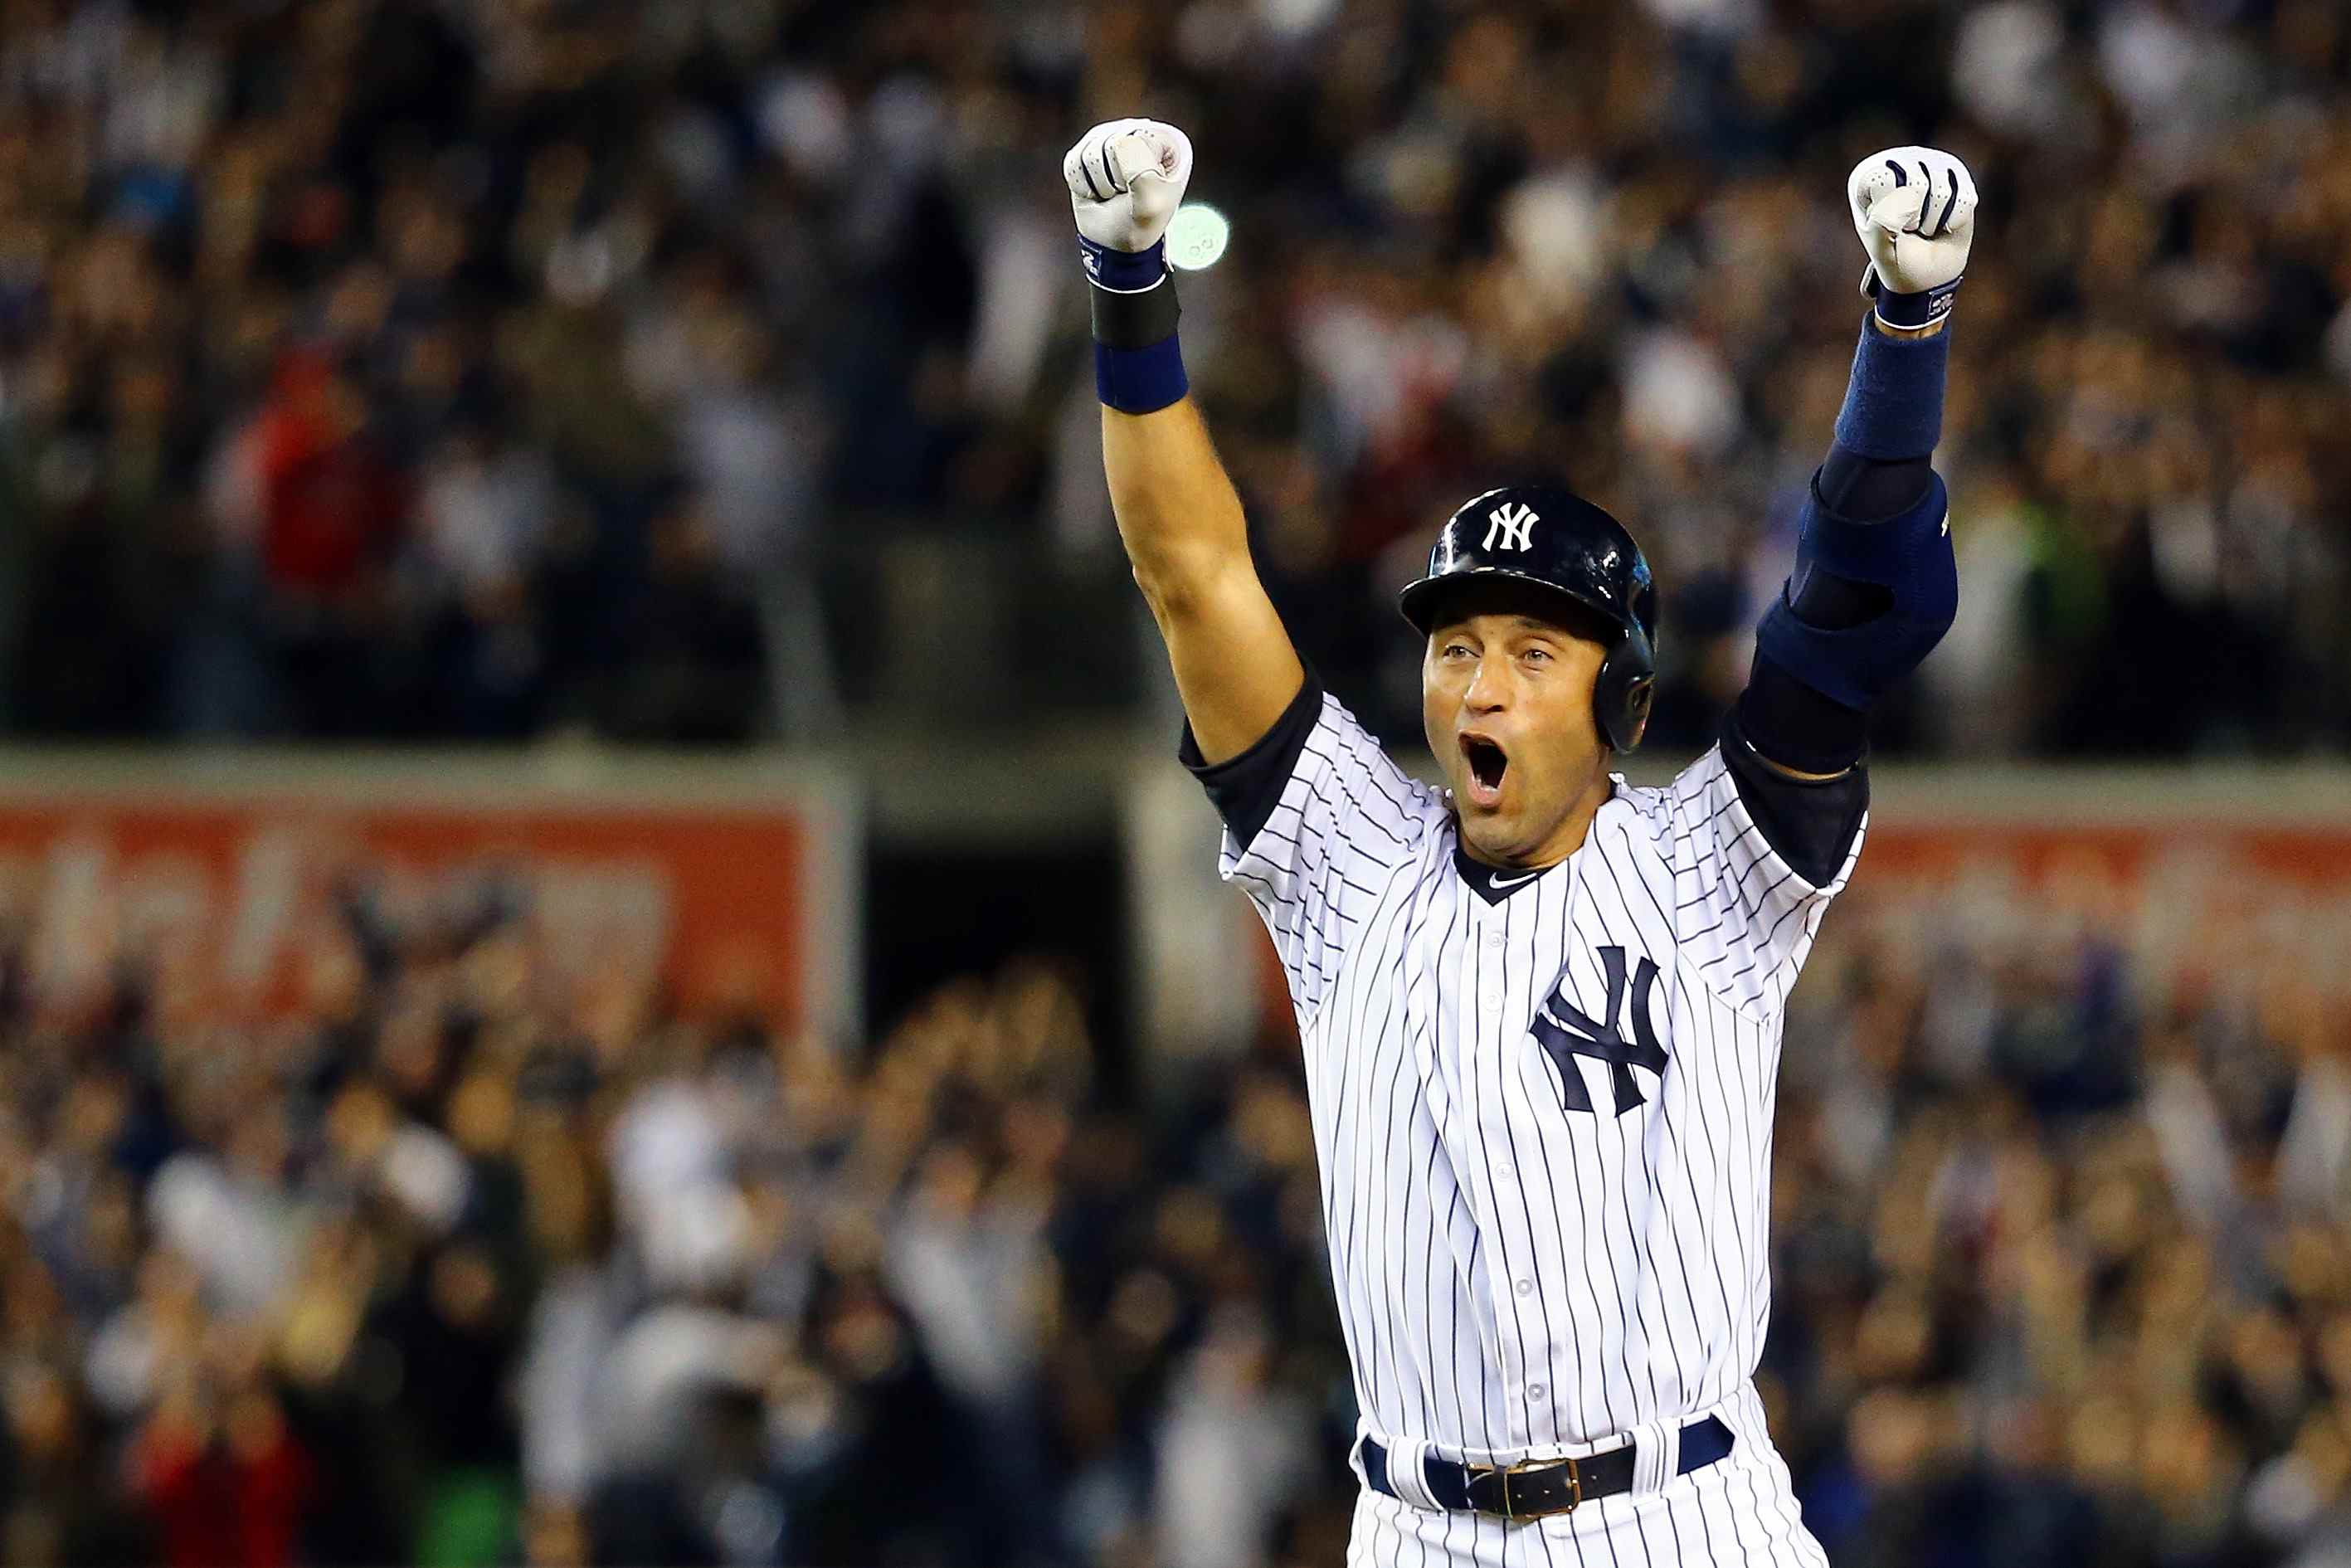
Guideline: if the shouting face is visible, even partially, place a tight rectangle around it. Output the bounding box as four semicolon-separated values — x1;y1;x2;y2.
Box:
1420;582;1620;869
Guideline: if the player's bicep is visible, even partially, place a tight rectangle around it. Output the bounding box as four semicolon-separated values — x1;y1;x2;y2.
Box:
1146;554;1306;765
1184;686;1430;1021
1668;744;1864;1016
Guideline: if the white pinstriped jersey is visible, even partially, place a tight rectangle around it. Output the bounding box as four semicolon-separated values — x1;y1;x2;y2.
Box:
1206;690;1860;1515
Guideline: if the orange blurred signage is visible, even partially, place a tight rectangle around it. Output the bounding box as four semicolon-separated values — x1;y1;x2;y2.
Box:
0;777;847;1029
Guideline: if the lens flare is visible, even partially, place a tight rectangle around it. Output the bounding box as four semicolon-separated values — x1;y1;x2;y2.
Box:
1167;203;1230;271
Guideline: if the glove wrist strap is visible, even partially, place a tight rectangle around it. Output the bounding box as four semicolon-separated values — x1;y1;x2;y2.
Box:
1868;271;1960;330
1083;238;1187;414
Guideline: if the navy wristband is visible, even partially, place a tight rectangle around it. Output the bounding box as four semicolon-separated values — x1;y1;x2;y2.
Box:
1833;312;1949;460
1096;338;1188;414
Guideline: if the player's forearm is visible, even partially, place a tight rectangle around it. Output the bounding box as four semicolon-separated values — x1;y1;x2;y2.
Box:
1813;315;1949;523
1805;314;1954;553
1102;398;1250;610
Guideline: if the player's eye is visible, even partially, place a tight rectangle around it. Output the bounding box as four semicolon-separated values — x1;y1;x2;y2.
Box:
1521;645;1553;665
1442;641;1474;660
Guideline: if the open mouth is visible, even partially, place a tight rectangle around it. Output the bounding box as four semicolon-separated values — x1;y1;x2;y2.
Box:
1460;733;1508;810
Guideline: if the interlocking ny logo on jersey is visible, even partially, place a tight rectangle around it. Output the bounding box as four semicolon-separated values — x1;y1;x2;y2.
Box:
1482;502;1538;552
1531;946;1667;1116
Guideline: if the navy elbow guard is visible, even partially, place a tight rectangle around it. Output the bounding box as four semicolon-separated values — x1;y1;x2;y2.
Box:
1755;472;1958;711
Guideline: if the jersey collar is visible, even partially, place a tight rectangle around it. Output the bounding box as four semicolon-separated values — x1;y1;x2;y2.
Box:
1453;845;1556;905
1449;777;1624;905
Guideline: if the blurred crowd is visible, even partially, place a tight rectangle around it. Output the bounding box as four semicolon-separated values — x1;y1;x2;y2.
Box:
7;842;2351;1568
1769;859;2351;1568
0;857;1363;1568
0;0;2347;752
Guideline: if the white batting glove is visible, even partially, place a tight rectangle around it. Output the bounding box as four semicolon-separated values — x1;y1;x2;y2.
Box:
1064;119;1193;256
1847;147;1976;329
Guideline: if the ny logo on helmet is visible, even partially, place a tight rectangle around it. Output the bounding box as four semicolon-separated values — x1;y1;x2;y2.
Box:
1482;502;1538;553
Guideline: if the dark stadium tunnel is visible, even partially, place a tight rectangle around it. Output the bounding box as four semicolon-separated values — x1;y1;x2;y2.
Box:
864;840;1134;1101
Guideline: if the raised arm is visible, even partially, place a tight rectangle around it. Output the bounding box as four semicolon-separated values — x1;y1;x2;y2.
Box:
1733;147;1978;786
1706;147;1978;888
1065;120;1304;765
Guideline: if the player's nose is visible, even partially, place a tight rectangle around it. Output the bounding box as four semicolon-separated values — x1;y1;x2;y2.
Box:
1463;654;1510;712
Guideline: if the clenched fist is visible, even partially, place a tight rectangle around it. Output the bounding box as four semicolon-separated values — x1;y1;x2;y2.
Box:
1064;119;1194;259
1847;147;1976;328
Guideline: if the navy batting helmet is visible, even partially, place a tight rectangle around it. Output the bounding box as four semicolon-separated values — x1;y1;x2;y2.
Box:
1398;485;1658;752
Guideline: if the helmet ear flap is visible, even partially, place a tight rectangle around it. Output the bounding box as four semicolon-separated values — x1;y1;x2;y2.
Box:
1593;625;1657;753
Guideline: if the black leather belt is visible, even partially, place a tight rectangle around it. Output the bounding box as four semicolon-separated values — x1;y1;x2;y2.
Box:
1361;1415;1734;1521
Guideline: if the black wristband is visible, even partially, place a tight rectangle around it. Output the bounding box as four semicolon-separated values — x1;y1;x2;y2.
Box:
1090;271;1181;348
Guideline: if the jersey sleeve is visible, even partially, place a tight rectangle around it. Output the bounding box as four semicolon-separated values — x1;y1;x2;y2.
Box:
1180;678;1433;1021
1664;733;1867;1018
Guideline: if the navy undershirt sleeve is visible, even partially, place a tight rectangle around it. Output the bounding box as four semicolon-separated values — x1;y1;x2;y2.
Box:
1718;711;1871;889
1817;446;1932;522
1179;674;1324;850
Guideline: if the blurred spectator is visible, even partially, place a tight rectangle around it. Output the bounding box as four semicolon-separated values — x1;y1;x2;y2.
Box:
0;0;2344;752
1154;1304;1312;1568
599;496;766;744
408;411;557;737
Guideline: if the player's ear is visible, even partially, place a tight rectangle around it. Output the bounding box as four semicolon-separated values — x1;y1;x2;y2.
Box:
1620;679;1653;751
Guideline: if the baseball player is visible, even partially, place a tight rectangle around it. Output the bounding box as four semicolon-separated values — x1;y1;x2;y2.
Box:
1068;119;1973;1564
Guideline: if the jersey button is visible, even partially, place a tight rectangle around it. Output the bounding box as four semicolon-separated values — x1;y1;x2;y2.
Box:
1481;992;1502;1014
1528;1383;1546;1402
1483;929;1504;950
1514;1278;1533;1298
